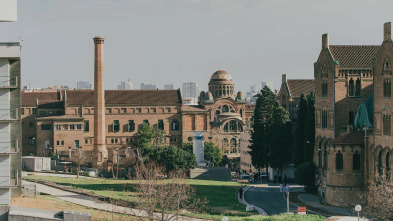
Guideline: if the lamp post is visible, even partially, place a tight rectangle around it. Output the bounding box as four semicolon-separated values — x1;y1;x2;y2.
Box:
355;205;361;221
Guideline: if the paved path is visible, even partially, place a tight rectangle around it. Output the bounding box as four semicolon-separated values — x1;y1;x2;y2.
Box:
298;193;351;216
244;184;300;215
22;171;94;179
22;180;200;221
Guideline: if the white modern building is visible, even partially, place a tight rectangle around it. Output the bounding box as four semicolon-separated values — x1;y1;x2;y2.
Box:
0;42;21;206
118;79;133;90
140;83;156;90
77;80;91;90
0;0;17;22
164;84;174;90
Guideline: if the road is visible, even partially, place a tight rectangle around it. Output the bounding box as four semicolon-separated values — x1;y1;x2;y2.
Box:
244;183;304;215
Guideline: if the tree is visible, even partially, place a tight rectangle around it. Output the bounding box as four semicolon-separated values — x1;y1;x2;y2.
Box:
269;101;291;170
204;142;222;166
249;86;277;169
146;145;197;174
295;161;316;192
130;162;206;221
151;126;165;148
304;91;315;162
294;93;308;165
72;148;92;178
360;177;393;220
134;123;154;162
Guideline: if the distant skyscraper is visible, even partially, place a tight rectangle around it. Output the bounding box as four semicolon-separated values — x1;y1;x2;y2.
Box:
77;80;91;89
140;83;157;90
250;84;257;93
182;82;200;98
164;84;174;90
118;79;133;90
261;82;274;90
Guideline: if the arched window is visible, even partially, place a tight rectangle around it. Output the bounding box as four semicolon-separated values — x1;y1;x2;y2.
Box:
355;78;361;96
353;150;360;170
379;151;383;176
324;143;328;170
384;58;391;71
322;63;327;76
230;138;237;154
222;105;229;113
223;123;229;132
238;122;243;132
171;119;179;130
229;120;237;132
336;150;343;170
216;110;221;115
348;78;354;96
240;109;243;118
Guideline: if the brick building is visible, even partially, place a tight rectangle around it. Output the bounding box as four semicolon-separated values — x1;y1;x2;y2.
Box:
313;22;393;207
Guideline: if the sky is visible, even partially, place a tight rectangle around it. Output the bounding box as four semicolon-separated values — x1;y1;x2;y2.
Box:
1;0;393;92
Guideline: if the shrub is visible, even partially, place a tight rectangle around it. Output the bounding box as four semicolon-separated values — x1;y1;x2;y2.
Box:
295;161;317;192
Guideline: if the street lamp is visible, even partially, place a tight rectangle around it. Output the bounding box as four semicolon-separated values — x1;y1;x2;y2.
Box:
355;205;361;221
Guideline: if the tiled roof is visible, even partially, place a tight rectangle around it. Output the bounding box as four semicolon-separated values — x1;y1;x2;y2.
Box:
329;45;380;69
22;91;62;108
287;80;314;98
36;115;84;121
182;105;207;112
66;89;182;105
329;130;364;146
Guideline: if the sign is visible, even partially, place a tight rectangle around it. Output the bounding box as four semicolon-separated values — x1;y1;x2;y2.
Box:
193;132;204;165
297;207;306;215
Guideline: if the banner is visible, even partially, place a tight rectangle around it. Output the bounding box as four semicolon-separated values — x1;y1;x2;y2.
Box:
193;132;204;164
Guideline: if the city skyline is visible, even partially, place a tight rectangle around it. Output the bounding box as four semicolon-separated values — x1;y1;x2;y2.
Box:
1;0;391;93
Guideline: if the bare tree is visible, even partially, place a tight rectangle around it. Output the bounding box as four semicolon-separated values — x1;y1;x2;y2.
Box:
129;161;206;221
360;176;393;220
72;147;92;178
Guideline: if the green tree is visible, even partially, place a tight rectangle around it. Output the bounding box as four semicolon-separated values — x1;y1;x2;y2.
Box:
204;142;222;166
295;161;317;192
146;145;197;174
249;86;277;169
304;91;315;162
151;126;165;147
135;123;154;162
294;93;308;165
269;101;291;170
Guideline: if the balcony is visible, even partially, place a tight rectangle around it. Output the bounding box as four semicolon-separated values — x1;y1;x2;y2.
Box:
0;108;20;121
0;76;18;89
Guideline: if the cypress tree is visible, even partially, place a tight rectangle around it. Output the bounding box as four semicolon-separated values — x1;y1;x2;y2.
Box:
294;93;308;165
304;91;315;162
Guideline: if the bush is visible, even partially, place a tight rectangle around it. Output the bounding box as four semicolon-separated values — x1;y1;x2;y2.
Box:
295;161;317;192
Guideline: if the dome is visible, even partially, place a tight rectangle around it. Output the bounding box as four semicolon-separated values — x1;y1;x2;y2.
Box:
235;91;246;103
209;70;233;85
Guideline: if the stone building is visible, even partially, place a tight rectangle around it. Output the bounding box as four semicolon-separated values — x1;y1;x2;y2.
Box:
313;22;393;207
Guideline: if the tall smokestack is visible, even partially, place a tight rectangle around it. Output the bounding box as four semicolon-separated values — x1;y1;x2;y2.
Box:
93;36;108;170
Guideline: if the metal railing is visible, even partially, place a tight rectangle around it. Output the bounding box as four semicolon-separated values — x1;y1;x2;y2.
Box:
0;76;18;88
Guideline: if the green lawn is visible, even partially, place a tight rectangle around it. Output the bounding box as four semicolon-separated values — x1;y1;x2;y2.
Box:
24;175;324;221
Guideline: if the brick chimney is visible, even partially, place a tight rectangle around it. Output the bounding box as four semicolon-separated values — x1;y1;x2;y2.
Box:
384;22;392;41
322;33;329;49
92;36;108;171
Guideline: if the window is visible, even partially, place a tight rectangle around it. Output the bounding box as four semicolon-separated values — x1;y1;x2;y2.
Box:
384;78;391;98
240;109;243;118
355;78;361;96
75;140;80;148
29;137;35;145
322;80;328;97
171;119;179;130
77;124;82;130
22;122;24;128
336;150;343;170
386;152;391;180
224;123;229;132
29;122;33;128
55;125;61;130
323;143;328;170
353;150;360;170
85;139;88;144
222;105;229;113
143;120;149;126
84;121;89;131
318;144;322;168
113;120;120;132
229;120;237;132
322;110;328;129
230;138;238;154
39;111;45;116
70;124;75;130
349;111;354;126
379;151;383;176
21;108;24;115
215;110;220;115
56;140;60;146
158;120;164;130
128;120;135;132
383;114;391;136
32;108;36;114
41;124;52;130
61;140;64;146
348;78;354;96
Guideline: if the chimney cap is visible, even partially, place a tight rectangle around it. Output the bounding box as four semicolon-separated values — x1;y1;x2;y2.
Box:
93;36;105;40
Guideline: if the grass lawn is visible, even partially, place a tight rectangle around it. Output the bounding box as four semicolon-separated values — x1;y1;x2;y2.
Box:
24;175;324;221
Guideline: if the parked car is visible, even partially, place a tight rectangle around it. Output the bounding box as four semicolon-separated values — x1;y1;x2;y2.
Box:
239;174;253;183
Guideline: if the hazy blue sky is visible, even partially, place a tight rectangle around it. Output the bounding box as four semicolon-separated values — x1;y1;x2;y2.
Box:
1;0;392;92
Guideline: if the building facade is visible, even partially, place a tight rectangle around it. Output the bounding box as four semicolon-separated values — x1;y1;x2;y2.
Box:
0;43;22;205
